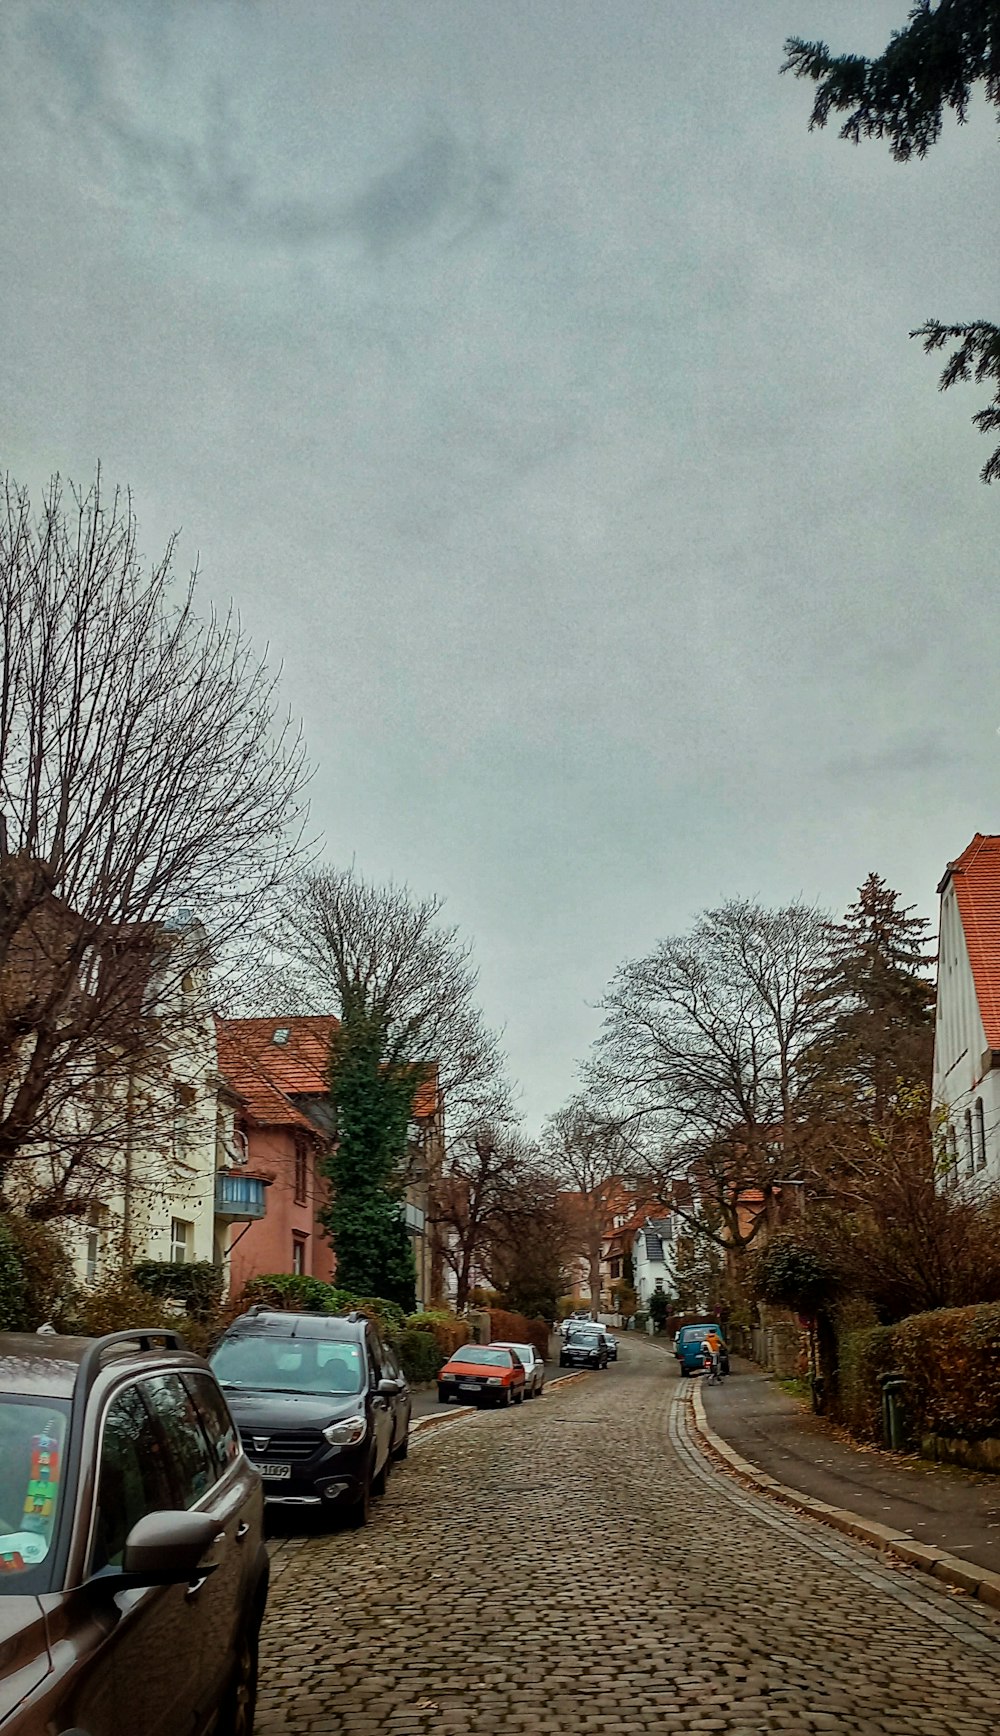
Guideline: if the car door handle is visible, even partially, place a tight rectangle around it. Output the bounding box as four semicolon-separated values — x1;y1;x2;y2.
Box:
235;1522;250;1542
186;1574;211;1601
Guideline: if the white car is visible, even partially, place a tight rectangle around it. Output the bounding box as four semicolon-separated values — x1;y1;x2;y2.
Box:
493;1341;546;1397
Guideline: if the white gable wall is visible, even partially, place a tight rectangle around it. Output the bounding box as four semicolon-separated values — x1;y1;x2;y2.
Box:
633;1223;676;1308
932;879;1000;1191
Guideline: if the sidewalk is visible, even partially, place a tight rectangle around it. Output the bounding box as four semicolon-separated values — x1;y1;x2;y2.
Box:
698;1356;1000;1585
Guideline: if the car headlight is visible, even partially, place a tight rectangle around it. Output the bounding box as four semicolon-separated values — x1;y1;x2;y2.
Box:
322;1416;368;1447
486;1376;503;1386
441;1372;457;1380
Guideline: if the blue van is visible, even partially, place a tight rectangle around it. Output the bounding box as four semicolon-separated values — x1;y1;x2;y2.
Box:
675;1323;729;1376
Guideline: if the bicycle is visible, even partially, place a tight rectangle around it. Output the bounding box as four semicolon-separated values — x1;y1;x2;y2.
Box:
704;1352;723;1387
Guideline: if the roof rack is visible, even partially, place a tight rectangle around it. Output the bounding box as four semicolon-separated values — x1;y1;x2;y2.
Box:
74;1328;188;1405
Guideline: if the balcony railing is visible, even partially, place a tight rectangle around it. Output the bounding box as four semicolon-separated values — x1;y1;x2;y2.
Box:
215;1172;267;1222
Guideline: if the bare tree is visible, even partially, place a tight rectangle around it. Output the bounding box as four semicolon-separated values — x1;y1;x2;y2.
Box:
590;899;833;1255
540;1098;632;1318
272;865;505;1109
430;1118;529;1312
0;471;307;1214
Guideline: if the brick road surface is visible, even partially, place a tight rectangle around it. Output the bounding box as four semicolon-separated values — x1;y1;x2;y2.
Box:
256;1336;1000;1734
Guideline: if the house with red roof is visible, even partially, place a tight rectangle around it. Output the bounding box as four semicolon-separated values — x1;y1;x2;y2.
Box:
933;835;1000;1187
215;1015;442;1305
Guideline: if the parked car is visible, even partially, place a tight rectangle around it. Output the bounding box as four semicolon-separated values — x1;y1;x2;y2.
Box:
597;1327;619;1361
437;1345;526;1407
493;1341;545;1397
560;1311;592;1338
0;1326;269;1736
379;1338;413;1457
675;1323;730;1376
211;1308;405;1527
559;1326;608;1370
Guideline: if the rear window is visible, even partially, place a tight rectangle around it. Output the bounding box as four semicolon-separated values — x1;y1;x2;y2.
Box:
212;1334;366;1395
680;1325;720;1344
0;1397;70;1593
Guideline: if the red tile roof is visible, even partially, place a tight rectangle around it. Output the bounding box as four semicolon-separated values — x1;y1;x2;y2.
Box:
941;835;1000;1049
215;1015;440;1129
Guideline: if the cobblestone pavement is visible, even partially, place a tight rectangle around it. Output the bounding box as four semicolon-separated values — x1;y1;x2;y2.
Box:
256;1338;1000;1735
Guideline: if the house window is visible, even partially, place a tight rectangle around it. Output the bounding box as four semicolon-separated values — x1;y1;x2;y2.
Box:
292;1234;307;1276
975;1099;987;1171
964;1108;974;1176
655;1278;664;1292
610;1258;621;1280
170;1218;193;1265
293;1135;308;1206
947;1124;959;1187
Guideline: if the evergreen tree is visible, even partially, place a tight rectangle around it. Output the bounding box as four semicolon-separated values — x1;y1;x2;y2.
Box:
784;3;1000;481
812;874;935;1122
322;990;419;1311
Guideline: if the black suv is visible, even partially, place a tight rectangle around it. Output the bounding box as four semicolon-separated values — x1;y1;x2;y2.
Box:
559;1326;609;1369
0;1327;268;1736
211;1310;410;1526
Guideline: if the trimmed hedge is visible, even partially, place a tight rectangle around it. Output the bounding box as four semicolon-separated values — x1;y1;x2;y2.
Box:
395;1328;445;1383
835;1322;898;1441
238;1273;404;1333
836;1300;1000;1454
894;1302;1000;1444
486;1308;550;1358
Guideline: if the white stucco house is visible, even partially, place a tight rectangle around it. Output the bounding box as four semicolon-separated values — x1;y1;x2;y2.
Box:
633;1217;676;1309
932;835;1000;1193
11;916;263;1291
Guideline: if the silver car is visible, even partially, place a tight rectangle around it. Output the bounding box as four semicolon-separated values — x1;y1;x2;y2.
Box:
493;1341;545;1397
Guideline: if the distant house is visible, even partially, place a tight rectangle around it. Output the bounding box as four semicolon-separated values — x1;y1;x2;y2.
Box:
215;1015;442;1306
932;835;1000;1189
632;1217;676;1309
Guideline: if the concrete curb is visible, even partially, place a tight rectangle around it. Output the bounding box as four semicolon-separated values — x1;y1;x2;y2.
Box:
689;1380;1000;1615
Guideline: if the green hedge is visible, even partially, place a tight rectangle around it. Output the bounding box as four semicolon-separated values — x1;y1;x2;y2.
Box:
893;1302;1000;1444
238;1273;404;1333
133;1260;223;1317
394;1328;445;1383
835;1301;1000;1451
835;1322;899;1441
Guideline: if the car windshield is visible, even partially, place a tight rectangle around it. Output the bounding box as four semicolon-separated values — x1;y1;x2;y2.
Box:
451;1347;511;1367
0;1397;70;1594
212;1335;365;1396
568;1330;599;1343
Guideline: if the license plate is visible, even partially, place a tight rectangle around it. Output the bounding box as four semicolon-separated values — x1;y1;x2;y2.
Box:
259;1463;292;1480
460;1382;480;1392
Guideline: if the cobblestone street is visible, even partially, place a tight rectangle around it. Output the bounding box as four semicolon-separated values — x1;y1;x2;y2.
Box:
256;1338;1000;1734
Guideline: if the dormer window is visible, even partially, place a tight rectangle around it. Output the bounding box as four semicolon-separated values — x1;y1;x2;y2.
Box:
272;1028;290;1046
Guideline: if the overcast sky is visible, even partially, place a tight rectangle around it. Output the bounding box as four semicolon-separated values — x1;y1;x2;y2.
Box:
1;2;996;1129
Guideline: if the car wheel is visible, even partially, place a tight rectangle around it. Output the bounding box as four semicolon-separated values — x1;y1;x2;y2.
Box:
501;1387;512;1407
515;1387;525;1405
217;1606;260;1736
437;1390;449;1403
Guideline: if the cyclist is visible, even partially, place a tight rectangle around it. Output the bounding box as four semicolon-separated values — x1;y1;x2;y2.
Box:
701;1328;723;1384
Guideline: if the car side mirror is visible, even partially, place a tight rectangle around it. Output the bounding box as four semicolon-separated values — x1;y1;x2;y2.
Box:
377;1376;402;1398
91;1510;220;1593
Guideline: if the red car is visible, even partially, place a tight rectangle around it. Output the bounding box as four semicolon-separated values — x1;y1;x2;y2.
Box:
437;1345;527;1407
